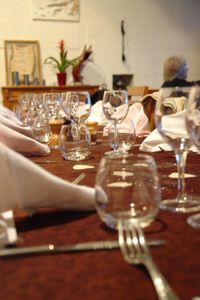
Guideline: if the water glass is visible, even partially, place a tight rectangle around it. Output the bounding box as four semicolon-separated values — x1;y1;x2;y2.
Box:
85;121;98;145
59;123;91;161
107;121;136;151
95;153;160;229
33;111;52;144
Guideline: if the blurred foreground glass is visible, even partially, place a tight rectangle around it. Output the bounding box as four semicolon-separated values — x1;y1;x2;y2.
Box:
59;123;91;161
95;153;160;229
155;87;200;213
186;86;200;228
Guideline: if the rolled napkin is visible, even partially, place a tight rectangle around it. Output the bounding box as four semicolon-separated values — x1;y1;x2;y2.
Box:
140;110;198;152
0;105;21;125
0;142;95;213
0;123;50;156
104;103;150;137
0;114;33;138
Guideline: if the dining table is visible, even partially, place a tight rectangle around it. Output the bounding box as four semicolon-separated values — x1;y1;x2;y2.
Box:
0;131;200;300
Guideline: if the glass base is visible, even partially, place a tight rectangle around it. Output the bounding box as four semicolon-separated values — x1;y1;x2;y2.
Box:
187;214;200;228
49;145;60;150
62;150;90;161
159;196;200;213
105;149;127;158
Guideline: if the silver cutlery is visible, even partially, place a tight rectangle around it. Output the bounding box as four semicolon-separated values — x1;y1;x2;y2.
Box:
0;239;165;258
35;160;61;164
72;173;86;184
118;220;179;300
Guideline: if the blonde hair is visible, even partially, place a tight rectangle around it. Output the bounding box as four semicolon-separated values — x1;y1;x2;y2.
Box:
163;55;188;81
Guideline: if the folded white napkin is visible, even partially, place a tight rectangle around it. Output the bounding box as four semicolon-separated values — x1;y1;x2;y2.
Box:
104;103;150;137
0;105;21;125
0;142;95;213
87;100;107;125
0;124;50;156
140;110;198;152
0;114;33;138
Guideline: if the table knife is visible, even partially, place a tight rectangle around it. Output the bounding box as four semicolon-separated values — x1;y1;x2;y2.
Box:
0;239;165;258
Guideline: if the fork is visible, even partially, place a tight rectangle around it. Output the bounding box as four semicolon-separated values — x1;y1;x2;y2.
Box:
118;220;180;300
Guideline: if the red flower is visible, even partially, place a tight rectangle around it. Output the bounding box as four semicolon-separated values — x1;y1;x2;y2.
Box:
59;40;65;54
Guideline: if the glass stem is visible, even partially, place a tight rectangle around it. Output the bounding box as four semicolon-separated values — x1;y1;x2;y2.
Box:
175;149;188;199
113;122;118;150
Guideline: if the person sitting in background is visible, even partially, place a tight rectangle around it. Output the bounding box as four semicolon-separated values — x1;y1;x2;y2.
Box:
162;55;199;87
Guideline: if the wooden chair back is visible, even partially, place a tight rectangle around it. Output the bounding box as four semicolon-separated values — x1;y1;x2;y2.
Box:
128;86;149;103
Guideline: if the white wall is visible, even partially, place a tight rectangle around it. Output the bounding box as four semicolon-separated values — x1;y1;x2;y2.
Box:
0;0;200;102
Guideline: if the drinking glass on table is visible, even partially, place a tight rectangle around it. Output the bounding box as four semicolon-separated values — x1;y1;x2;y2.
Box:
154;87;200;213
107;120;136;152
33;110;52;144
61;91;91;125
59;122;91;161
43;93;61;120
15;94;33;125
186;86;200;227
60;91;91;160
102;90;129;156
95;153;160;230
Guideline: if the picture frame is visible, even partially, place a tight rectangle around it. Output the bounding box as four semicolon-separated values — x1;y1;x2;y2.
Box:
4;40;42;86
32;0;80;22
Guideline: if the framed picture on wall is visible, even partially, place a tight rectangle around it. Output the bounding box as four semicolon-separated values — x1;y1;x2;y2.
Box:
4;40;42;85
32;0;80;22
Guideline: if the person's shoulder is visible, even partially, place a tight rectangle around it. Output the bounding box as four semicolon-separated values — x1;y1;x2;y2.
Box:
194;80;200;86
161;78;193;87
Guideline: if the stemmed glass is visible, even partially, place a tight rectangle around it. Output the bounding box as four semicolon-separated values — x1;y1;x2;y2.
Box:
95;153;160;230
154;87;200;213
59;91;91;160
61;91;91;126
186;86;200;227
102;90;129;156
43;93;61;120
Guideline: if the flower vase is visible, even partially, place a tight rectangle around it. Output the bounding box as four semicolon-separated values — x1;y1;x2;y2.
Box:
57;72;67;86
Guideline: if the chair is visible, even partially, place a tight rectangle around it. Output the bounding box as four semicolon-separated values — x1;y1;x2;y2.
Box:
128;86;149;103
141;91;159;131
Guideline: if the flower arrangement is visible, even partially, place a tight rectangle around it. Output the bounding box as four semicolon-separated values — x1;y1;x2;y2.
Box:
44;40;78;73
44;40;93;85
72;45;92;82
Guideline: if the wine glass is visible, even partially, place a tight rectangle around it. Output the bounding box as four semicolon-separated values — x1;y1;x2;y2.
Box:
102;90;129;155
95;153;160;230
61;91;91;125
60;91;91;160
154;87;200;213
186;86;200;227
107;120;136;152
43;93;61;120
